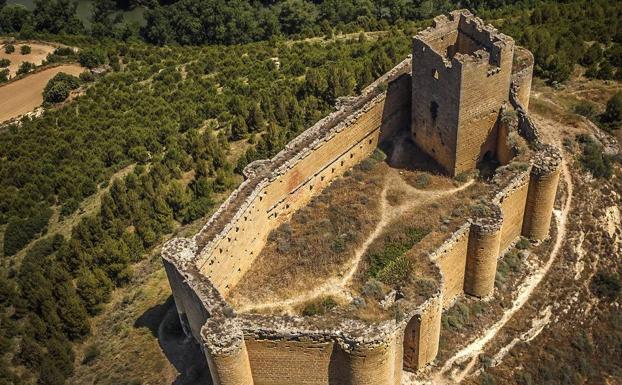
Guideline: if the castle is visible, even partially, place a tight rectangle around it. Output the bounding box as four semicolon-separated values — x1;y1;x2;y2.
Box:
161;10;560;385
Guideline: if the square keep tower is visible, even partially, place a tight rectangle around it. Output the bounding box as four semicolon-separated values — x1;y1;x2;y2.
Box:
411;9;514;176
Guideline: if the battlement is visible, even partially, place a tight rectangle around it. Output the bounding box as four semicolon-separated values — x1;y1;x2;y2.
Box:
414;9;513;69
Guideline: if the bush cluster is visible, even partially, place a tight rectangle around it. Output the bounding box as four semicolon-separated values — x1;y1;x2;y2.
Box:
42;72;81;104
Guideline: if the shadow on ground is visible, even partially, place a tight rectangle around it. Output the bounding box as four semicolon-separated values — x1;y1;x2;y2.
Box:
380;128;446;174
135;297;213;385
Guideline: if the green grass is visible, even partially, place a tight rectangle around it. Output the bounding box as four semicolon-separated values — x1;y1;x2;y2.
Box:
366;227;428;285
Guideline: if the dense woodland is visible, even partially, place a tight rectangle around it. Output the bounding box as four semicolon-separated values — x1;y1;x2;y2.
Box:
0;0;621;384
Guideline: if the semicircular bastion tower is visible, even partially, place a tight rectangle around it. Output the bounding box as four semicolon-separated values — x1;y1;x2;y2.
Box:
161;9;561;385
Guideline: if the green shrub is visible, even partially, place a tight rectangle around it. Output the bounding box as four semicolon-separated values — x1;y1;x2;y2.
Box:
302;297;337;316
16;61;34;75
78;49;105;69
573;100;598;120
53;47;75;56
366;227;427;285
414;174;430;188
3;208;53;256
371;148;387;162
81;344;100;365
590;271;621;299
20;45;31;55
4;44;15;54
454;172;470;183
0;68;8;83
42;72;81;104
79;70;95;82
43;82;71;103
516;237;530;250
358;158;375;171
601;92;622;129
578;136;613;179
479;372;496;385
0;58;9;67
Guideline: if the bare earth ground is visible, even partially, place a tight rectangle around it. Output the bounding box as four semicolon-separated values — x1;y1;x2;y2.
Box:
0;64;84;123
0;42;56;78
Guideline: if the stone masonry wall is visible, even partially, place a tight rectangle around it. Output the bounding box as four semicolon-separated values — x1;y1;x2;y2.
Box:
431;224;470;307
412;10;515;175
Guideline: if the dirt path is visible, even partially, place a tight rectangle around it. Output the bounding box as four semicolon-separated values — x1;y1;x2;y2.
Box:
402;121;574;384
0;64;84;123
238;172;474;314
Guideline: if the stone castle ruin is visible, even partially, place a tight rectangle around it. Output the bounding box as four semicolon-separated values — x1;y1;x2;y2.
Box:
161;10;560;385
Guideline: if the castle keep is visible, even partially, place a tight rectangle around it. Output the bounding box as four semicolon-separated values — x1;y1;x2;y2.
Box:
411;10;515;175
161;10;560;385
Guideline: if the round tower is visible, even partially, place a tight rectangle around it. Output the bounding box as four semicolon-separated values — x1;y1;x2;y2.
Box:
341;337;398;385
511;47;534;111
522;146;562;241
402;295;442;371
464;205;503;298
202;318;254;385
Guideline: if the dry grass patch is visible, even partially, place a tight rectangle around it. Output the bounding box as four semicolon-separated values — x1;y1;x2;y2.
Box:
228;157;386;306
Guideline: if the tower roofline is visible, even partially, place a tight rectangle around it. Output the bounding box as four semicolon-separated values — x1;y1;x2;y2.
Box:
413;9;513;69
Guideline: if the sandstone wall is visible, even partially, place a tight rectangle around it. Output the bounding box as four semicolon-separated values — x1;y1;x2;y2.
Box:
162;257;213;341
203;318;254;385
245;338;336;385
403;295;442;371
196;65;412;296
522;146;562;240
455;47;513;174
411;35;461;173
412;9;515;175
511;47;535;111
432;225;470;307
496;174;530;251
496;114;514;165
464;209;503;297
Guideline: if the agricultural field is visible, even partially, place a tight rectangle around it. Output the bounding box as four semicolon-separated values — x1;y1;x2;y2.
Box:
0;63;84;123
0;42;56;78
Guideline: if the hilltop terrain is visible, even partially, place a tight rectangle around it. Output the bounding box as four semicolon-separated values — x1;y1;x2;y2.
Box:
0;1;621;385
